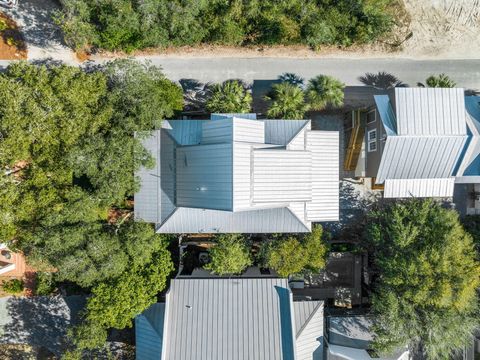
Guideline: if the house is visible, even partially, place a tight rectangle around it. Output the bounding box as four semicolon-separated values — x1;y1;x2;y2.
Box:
135;114;339;233
135;278;324;360
325;315;409;360
344;88;480;198
0;244;30;278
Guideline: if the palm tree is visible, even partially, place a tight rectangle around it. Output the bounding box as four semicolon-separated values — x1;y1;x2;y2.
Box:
264;82;309;119
206;80;252;114
418;73;456;88
306;75;345;110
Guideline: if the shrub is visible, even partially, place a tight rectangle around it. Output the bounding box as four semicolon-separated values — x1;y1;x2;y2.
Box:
266;226;328;277
35;272;56;296
2;279;24;294
425;73;457;88
204;234;252;275
55;0;397;52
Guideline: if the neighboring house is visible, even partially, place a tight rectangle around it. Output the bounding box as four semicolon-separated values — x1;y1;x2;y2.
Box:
0;244;29;277
344;88;480;198
135;113;339;233
136;278;324;360
325;316;409;360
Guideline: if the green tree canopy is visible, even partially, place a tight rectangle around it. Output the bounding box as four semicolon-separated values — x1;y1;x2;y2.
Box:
0;60;182;355
204;234;252;275
366;200;480;359
206;80;252;114
55;0;395;52
264;82;310;119
424;73;457;88
306;75;345;110
266;226;328;277
86;232;174;329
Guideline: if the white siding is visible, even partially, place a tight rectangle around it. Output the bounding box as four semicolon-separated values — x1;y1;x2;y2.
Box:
306;131;340;222
384;178;455;198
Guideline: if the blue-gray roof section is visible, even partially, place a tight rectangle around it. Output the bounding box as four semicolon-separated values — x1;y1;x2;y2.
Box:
135;303;165;360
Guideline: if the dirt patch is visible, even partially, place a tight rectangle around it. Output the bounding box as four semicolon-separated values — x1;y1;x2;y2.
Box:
401;0;480;58
0;12;26;60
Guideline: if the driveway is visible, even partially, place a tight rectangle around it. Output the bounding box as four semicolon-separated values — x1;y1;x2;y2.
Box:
2;0;75;62
0;295;85;356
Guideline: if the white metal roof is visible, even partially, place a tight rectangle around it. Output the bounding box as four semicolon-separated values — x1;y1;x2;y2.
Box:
384;178;455;198
395;88;466;136
161;278;296;360
253;149;312;203
376;135;466;183
157;207;311;233
306;131;340;222
135;115;340;233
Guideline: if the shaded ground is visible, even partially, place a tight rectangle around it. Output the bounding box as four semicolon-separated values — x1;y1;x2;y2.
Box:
0;12;26;59
0;295;85;356
2;0;75;62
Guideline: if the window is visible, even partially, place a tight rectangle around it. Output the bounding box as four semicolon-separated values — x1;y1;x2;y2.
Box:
367;129;377;152
367;109;376;124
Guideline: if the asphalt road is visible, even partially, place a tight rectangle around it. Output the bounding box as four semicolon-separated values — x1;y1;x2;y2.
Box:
2;57;480;89
141;57;480;89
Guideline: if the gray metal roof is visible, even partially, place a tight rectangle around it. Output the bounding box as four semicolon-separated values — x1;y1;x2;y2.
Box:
294;301;324;360
157;207;310;233
376;135;466;183
375;88;471;188
176;143;233;210
135;115;340;233
395;88;466;136
161;278;296;360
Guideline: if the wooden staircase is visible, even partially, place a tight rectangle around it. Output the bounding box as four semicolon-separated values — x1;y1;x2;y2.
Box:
344;110;365;172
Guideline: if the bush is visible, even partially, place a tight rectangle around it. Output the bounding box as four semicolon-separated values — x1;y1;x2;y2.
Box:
266;226;328;277
2;279;24;294
35;272;56;295
204;234;252;275
55;0;397;52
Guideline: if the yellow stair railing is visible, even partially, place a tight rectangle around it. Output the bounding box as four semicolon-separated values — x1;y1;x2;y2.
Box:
344;110;365;171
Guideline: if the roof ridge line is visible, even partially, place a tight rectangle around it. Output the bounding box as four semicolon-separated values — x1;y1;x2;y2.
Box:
295;301;323;339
